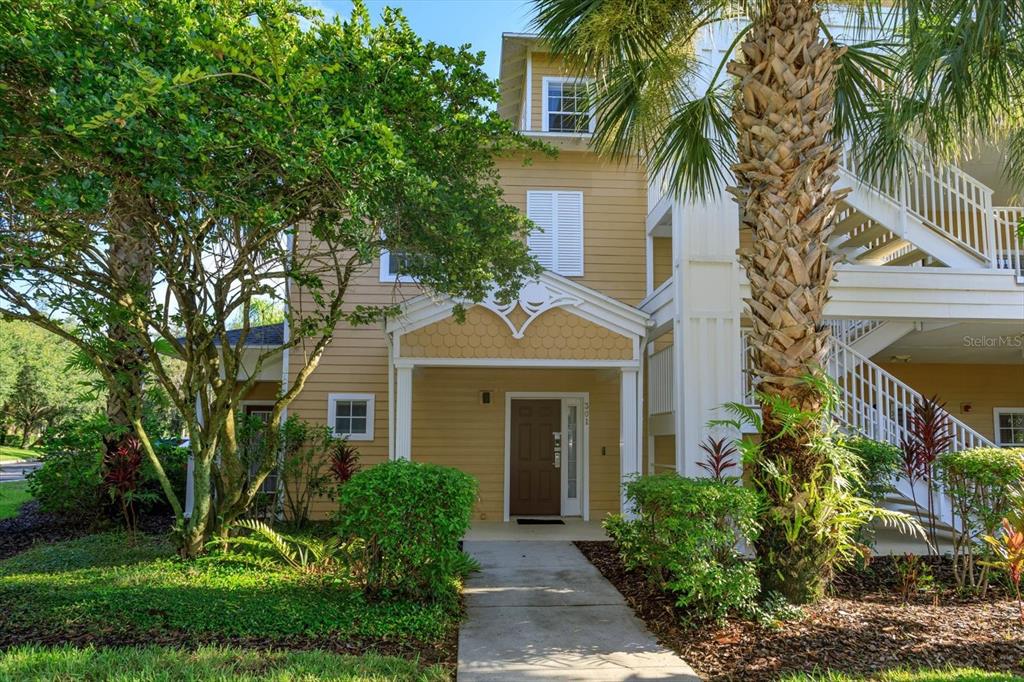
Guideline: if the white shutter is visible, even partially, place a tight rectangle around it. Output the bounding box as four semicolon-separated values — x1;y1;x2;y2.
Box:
554;191;584;276
526;191;555;270
527;190;584;276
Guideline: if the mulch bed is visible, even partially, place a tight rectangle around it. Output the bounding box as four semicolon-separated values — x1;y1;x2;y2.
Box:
576;540;1024;681
0;501;173;561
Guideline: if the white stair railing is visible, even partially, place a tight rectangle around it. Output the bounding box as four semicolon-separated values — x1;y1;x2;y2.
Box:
826;338;994;454
840;138;1024;271
741;332;996;528
825;319;883;347
994;207;1024;276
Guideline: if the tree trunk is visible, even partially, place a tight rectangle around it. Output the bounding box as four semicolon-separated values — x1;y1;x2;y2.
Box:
729;0;844;604
105;220;154;449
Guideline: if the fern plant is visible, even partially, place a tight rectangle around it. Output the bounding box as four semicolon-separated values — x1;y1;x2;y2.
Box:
213;520;347;575
713;373;925;600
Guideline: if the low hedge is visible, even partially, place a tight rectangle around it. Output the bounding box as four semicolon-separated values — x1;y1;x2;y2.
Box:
336;460;477;601
606;474;761;623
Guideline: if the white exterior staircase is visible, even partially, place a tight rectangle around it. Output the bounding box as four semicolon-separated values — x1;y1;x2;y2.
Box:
836;140;1024;276
739;324;996;536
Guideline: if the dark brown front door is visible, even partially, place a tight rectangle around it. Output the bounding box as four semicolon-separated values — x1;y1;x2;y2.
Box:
510;399;561;516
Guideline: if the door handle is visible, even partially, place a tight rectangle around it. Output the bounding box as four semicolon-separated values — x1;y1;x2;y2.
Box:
553;431;561;468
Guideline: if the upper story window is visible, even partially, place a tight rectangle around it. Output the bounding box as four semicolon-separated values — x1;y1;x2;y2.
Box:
379;249;419;283
328;393;375;441
526;190;584;277
542;77;594;134
995;408;1024;447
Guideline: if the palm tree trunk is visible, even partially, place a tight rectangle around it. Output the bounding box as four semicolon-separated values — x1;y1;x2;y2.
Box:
729;0;844;603
104;202;154;460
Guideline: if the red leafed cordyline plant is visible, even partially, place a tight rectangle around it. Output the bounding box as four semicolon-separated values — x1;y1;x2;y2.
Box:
328;440;360;487
982;517;1024;623
900;395;954;553
102;435;145;532
698;436;739;482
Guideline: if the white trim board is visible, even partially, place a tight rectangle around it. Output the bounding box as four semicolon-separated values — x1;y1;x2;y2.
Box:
504;392;590;523
395;357;640;370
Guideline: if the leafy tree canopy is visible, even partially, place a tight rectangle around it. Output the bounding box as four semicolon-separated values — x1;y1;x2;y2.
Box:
0;0;543;554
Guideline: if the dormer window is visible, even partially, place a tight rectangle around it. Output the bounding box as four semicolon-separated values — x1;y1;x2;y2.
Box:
542;78;594;134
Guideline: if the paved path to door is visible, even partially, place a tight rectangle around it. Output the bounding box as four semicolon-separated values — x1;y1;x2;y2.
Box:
457;540;699;681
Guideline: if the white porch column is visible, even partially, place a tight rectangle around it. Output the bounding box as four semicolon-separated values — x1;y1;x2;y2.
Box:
620;367;640;517
395;365;413;461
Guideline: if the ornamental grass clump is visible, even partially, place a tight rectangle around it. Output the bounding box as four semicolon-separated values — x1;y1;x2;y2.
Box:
605;475;761;623
336;461;478;601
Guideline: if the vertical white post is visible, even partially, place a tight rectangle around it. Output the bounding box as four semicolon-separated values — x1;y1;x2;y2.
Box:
620;368;640;518
645;233;654;295
395;365;413;461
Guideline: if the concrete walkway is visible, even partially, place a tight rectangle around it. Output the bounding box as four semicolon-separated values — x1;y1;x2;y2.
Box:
457;540;699;681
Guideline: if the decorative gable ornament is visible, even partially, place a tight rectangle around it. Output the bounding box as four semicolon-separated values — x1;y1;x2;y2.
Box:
480;280;583;339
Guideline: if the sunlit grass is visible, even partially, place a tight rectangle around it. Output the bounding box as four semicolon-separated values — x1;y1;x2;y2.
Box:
0;445;38;462
0;481;32;519
0;644;448;681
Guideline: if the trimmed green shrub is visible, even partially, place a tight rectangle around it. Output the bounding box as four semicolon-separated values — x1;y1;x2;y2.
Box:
28;415;187;521
846;436;902;503
27;416;108;517
605;474;761;623
335;460;477;600
937;447;1024;593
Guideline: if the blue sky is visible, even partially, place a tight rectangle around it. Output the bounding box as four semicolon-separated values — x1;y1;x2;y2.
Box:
307;1;535;79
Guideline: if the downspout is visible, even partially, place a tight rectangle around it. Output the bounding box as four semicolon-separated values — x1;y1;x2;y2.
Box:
385;327;395;460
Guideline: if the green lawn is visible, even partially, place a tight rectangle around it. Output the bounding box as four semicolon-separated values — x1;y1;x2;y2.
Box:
0;644;448;681
0;445;39;462
0;533;458;645
0;481;32;519
783;668;1023;681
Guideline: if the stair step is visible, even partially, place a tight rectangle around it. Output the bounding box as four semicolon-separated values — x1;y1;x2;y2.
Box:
839;223;890;249
857;238;912;264
885;248;927;266
834;210;869;237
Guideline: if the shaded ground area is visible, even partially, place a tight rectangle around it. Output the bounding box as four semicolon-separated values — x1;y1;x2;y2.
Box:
0;531;459;675
0;500;170;560
577;541;1024;681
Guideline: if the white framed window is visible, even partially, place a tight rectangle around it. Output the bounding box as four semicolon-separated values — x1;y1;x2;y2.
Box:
379;250;419;283
542;77;595;134
526;190;584;276
328;393;375;441
994;408;1024;447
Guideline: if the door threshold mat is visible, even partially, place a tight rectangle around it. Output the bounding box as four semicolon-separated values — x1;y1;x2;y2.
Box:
516;518;565;525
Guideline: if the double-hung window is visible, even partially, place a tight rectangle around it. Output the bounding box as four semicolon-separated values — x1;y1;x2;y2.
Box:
379;250;419;283
526;190;584;277
328;393;375;441
542;77;594;134
995;408;1024;447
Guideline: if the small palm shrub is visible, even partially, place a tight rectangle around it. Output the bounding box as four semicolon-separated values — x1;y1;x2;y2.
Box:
336;460;477;600
697;436;739;481
605;475;761;623
939;449;1024;594
102;436;156;532
900;394;955;551
716;374;923;603
983;514;1024;623
217;519;345;575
